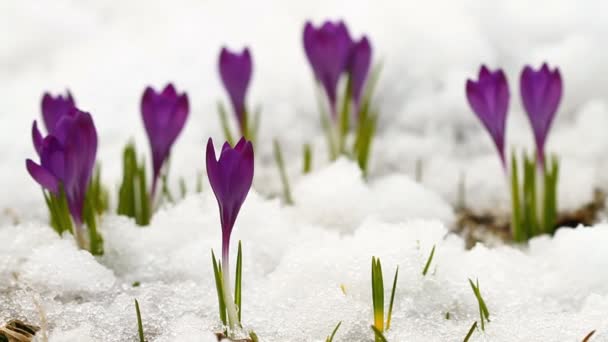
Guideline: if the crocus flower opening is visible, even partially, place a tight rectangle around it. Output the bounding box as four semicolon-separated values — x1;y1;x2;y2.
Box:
206;137;254;330
26;108;98;227
303;20;352;116
349;36;372;109
466;65;510;169
141;84;189;196
520;63;562;167
219;47;253;133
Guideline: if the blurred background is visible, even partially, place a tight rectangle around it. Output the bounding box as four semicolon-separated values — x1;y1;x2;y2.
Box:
3;0;608;223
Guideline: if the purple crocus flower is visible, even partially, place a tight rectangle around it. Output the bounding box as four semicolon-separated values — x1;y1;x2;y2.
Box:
219;47;252;133
303;20;352;116
206;137;254;260
349;36;372;109
26;108;98;226
141;83;189;196
206;136;254;328
466;65;510;169
520;63;562;167
33;91;77;156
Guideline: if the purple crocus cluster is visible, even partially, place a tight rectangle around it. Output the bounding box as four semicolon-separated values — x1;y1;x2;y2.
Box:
303;20;373;117
27;91;98;227
141;83;190;197
466;63;562;170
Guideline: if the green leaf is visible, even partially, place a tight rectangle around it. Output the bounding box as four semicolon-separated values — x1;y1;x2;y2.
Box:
338;76;352;154
273;139;294;205
468;278;490;331
386;266;399;331
522;154;538;237
463;321;477;342
422;245;436;276
249;331;260;342
370;325;389;342
235;241;243;323
302;143;313;174
134;299;145;342
510;152;524;242
195;170;204;193
83;190;104;255
371;257;384;333
211;250;227;326
218;102;234;146
179;177;187;199
326;321;342;342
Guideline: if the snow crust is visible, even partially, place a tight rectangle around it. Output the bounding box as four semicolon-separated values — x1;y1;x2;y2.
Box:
2;0;608;341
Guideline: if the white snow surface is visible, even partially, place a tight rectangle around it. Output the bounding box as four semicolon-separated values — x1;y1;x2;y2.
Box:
2;0;608;341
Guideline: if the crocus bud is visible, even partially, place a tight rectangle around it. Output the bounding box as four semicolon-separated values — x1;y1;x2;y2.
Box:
41;91;76;133
206;137;254;257
520;63;562;167
466;65;510;169
141;83;189;196
33;91;77;156
26;108;98;226
219;47;253;133
349;36;372;108
303;20;352;116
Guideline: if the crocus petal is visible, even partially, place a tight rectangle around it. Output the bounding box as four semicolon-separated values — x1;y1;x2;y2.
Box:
41;90;76;134
466;65;510;168
520;63;562;164
32;121;44;156
349;36;372;106
26;159;59;194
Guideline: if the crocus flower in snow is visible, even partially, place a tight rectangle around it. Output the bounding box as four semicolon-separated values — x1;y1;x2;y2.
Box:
349;36;372;110
520;63;562;167
26;108;98;241
303;20;352;116
219;47;253;134
466;65;510;168
206;136;254;328
141;83;189;196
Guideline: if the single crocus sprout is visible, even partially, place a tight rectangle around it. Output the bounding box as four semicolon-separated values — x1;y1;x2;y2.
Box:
141;84;189;197
33;91;77;156
26;108;98;243
219;47;253;133
303;20;353;117
520;63;562;168
206;136;254;329
466;65;510;169
349;36;372;110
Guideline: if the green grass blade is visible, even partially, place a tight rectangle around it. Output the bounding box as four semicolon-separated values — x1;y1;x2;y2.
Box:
273;139;294;205
134;299;145;342
385;266;399;330
217;101;234;146
326;321;342;342
422;245;436;276
371;325;389;342
211;250;227;325
463;321;477;342
235;241;243;323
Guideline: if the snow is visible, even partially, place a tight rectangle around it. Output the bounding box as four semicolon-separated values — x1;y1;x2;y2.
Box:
2;0;608;341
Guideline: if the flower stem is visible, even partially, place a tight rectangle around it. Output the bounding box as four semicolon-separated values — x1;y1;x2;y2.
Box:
222;247;239;331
